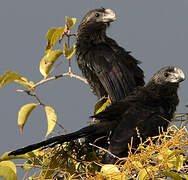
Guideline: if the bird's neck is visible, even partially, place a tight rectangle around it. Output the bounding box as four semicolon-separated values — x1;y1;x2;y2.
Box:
144;83;179;109
77;28;107;47
146;82;178;96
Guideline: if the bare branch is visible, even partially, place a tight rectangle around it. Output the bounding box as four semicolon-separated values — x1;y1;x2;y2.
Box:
32;72;87;89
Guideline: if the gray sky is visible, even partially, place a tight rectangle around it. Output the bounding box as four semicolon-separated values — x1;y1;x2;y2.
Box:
0;0;188;178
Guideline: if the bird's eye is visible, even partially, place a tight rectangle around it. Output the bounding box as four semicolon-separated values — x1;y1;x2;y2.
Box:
95;13;100;17
164;72;169;78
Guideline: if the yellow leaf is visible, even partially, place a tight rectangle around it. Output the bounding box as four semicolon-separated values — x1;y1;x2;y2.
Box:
46;28;57;41
176;155;184;172
65;16;77;31
45;106;57;137
31;149;45;157
14;77;35;90
0;71;21;88
167;156;177;169
46;28;57;54
167;150;183;159
18;103;38;133
94;97;111;115
0;161;16;174
100;164;123;180
158;147;177;169
180;175;188;179
162;171;182;180
63;42;76;59
45;27;64;54
101;164;119;173
0;151;35;161
132;161;143;168
138;169;147;180
39;49;63;78
0;161;17;180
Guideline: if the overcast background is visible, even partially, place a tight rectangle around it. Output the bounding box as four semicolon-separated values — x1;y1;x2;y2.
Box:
0;0;188;178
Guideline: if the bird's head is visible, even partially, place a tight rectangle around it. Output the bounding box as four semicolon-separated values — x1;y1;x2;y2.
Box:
148;66;185;87
78;8;116;32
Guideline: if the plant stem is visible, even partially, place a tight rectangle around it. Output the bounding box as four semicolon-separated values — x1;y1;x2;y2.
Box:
32;72;87;89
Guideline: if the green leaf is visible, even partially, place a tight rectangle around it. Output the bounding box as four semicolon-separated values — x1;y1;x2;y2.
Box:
63;42;76;60
39;49;63;78
162;171;183;180
176;155;184;172
45;27;64;54
65;16;77;31
0;161;17;180
18;103;38;133
0;152;36;162
14;77;35;90
0;71;21;88
44;106;57;137
94;97;111;115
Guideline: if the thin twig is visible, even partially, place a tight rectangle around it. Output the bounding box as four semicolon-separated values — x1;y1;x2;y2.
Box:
16;163;42;169
68;60;72;73
66;33;77;37
67;33;70;48
23;167;32;180
67;31;73;73
55;120;67;134
49;61;62;75
32;93;44;106
89;143;120;160
16;89;44;106
59;31;77;44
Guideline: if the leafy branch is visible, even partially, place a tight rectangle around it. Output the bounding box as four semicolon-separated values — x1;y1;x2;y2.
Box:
0;16;87;137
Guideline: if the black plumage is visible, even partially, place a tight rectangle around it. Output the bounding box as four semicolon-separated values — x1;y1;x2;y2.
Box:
9;66;185;163
76;8;145;102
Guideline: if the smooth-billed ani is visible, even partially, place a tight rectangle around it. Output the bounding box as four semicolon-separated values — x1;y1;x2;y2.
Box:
76;8;145;102
9;66;185;163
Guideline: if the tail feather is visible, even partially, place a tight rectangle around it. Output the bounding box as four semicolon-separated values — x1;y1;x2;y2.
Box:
9;121;117;156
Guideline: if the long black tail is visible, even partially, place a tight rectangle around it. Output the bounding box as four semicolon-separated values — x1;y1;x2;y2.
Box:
9;121;117;156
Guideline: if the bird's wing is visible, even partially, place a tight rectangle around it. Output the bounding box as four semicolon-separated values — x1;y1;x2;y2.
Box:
92;96;138;121
108;105;164;157
89;43;143;102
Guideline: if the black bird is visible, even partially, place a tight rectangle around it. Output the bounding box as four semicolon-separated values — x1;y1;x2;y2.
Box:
9;66;185;163
76;8;145;102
